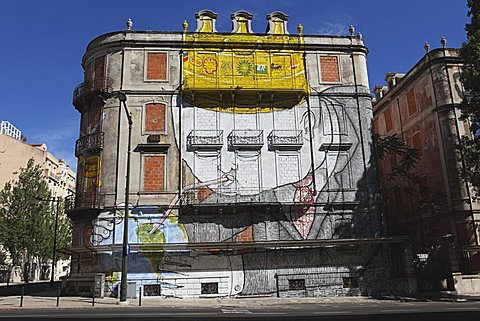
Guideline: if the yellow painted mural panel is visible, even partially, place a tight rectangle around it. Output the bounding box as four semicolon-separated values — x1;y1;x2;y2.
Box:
182;32;309;111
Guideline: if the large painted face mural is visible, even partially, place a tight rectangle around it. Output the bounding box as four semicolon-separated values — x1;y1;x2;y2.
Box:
171;27;359;240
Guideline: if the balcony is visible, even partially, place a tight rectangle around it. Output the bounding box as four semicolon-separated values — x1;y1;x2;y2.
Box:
65;190;105;213
75;132;104;157
72;77;114;110
227;130;263;150
267;130;303;151
186;130;223;151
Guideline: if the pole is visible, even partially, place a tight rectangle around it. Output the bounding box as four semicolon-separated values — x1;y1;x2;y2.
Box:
50;197;60;286
56;286;60;307
20;286;24;307
120;98;132;303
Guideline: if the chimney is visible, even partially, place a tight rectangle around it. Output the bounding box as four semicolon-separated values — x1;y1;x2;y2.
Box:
374;85;388;100
195;10;218;33
266;11;289;35
231;11;253;33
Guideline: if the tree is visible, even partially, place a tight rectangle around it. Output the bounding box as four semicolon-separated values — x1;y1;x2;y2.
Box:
459;0;480;198
0;158;72;282
376;134;437;208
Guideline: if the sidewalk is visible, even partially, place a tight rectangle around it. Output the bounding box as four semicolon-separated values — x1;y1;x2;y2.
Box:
0;292;479;310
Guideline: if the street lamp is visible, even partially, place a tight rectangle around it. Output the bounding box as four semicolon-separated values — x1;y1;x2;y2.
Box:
116;92;132;303
36;196;61;286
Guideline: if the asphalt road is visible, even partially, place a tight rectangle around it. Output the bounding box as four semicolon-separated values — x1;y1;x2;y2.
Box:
0;301;479;320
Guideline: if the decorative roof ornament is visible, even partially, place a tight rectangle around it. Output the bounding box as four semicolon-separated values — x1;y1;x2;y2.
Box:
182;20;188;32
297;23;303;36
441;36;447;48
231;11;254;33
356;32;362;40
266;11;289;34
126;18;133;31
424;42;430;53
195;9;218;32
349;25;355;37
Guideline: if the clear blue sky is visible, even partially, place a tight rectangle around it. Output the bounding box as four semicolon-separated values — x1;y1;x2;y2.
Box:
0;0;469;171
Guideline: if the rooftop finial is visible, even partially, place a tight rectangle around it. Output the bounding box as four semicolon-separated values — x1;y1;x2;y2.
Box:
297;23;303;35
126;18;133;30
183;20;188;32
424;42;430;53
349;25;355;36
356;32;362;40
441;36;447;48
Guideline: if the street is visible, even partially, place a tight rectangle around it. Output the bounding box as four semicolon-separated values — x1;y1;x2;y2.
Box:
0;300;479;320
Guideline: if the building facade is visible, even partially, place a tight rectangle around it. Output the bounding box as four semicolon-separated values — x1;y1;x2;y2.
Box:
373;45;480;292
67;10;411;298
0;127;76;282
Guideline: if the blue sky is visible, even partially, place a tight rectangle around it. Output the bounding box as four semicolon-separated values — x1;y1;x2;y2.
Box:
0;0;469;171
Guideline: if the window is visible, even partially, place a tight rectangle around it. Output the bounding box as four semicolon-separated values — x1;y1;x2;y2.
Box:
407;89;417;116
146;52;167;80
411;132;422;155
384;109;393;133
143;155;166;191
288;279;306;291
145;103;166;133
201;282;218;294
319;56;340;83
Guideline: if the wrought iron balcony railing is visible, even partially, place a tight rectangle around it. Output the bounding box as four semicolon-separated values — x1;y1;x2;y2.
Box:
181;187;266;205
72;77;114;109
227;130;263;150
186;130;223;151
267;130;303;151
75;132;104;157
65;190;105;212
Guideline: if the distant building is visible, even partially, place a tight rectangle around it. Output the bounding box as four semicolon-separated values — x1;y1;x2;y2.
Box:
0;121;21;140
66;10;414;298
0;128;76;282
373;45;480;292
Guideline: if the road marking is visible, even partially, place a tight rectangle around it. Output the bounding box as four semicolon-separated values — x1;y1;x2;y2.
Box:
313;311;352;314
380;309;420;313
221;308;252;314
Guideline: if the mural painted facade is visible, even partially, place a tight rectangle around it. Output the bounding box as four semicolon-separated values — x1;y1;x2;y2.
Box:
67;10;414;298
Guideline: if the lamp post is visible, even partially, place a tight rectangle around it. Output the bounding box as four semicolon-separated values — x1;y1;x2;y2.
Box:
116;92;132;303
36;196;61;286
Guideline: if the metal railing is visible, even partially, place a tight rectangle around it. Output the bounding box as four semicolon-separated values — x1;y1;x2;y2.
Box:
267;130;303;150
227;130;263;150
181;187;286;205
186;130;223;151
65;190;105;211
73;77;114;107
75;132;104;157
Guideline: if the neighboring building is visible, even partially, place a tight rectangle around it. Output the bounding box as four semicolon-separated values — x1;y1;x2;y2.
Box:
0;128;76;282
66;11;413;298
0;121;22;140
373;44;480;292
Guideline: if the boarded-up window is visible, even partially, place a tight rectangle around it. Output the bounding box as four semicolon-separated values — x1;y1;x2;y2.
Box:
320;56;340;83
384;109;393;133
94;56;105;79
145;103;166;132
407;89;417;116
412;132;422;155
143;155;165;191
146;52;167;80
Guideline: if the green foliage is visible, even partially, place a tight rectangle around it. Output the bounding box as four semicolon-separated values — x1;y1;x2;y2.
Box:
459;0;480;197
376;134;437;208
376;134;421;184
0;158;72;278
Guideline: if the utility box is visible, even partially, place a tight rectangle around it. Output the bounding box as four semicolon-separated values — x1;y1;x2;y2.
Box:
94;273;105;298
117;282;138;299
